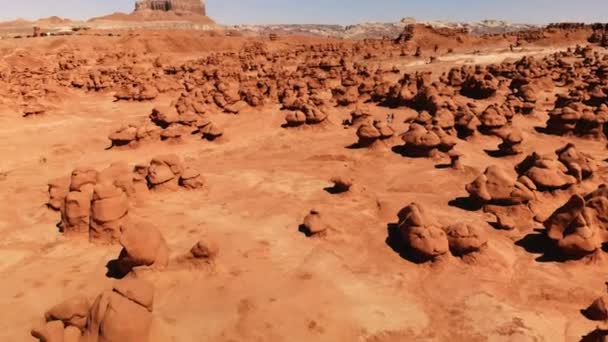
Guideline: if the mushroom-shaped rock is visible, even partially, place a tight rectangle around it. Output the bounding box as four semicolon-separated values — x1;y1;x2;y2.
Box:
397;203;449;261
61;190;93;235
83;278;154;342
199;121;223;141
356;123;381;146
478;105;507;132
48;176;70;211
70;167;98;192
444;223;488;256
349;106;374;127
556;143;598;181
496;129;524;156
284;111;306;127
150;106;179;128
374;120;395;139
304;106;328;124
117;222;169;275
543;194;603;258
45;296;90;330
449;150;464;170
517;153;577;190
97;162;135;197
179;167;204;190
147;154;183;190
109;125;138;147
401;123;453;157
301;209;329;236
160;123;190;141
90;183;129;244
466;165;535;205
406;225;450;261
544;194;586;241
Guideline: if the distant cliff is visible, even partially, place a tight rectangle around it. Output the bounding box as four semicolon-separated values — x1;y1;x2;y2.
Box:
134;0;206;16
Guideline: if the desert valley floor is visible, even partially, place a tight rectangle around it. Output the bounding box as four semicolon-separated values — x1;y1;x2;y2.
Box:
3;25;608;342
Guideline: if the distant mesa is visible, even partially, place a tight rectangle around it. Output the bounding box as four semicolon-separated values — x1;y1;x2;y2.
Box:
134;0;206;16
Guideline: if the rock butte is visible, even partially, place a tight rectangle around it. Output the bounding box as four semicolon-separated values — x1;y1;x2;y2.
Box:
135;0;206;16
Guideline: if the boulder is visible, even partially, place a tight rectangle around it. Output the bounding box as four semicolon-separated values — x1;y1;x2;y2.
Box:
400;123;456;157
45;296;90;330
444;223;488;256
496;129;524;156
90;183;129;244
543;194;603;258
83;278;154;342
70;167;98;192
466;165;535;205
147;154;183;190
109;125;138;147
556;143;598;181
199;121;224;141
516;153;577;190
97;162;135;197
179;167;205;190
150;106;179;128
301;209;329;236
61;190;93;235
48;176;70;211
284;111;306;127
117;222;169;275
397;203;449;261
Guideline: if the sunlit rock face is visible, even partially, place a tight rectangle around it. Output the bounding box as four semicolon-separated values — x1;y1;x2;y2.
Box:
135;0;206;15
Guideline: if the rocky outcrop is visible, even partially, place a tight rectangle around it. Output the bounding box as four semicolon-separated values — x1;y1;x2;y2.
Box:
542;185;608;259
33;278;156;342
396;203;449;261
51;155;203;242
115;221;170;275
466;165;535;205
300;209;330;237
135;0;206;15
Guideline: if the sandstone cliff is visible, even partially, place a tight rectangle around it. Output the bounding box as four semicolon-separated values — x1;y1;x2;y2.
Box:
135;0;206;16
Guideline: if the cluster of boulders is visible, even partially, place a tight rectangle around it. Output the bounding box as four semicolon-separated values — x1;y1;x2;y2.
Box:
467;143;596;209
516;143;597;191
398;123;457;157
395;203;488;261
466;165;536;206
355;120;395;147
32;278;156;342
47;155;204;243
109;106;224;148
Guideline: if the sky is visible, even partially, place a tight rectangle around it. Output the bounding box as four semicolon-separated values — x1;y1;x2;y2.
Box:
1;0;608;25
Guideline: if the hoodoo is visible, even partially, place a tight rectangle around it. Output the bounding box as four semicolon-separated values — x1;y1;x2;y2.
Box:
135;0;206;16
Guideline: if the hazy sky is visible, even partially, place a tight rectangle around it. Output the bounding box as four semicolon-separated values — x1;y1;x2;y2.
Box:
1;0;608;25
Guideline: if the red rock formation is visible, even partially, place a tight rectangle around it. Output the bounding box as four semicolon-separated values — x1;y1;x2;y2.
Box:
135;0;206;15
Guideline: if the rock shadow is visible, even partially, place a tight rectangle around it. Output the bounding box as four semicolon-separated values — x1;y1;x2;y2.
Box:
514;229;567;262
105;250;129;279
580;329;608;342
448;196;483;211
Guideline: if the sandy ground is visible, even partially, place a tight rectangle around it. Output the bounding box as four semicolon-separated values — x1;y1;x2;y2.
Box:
1;32;607;342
